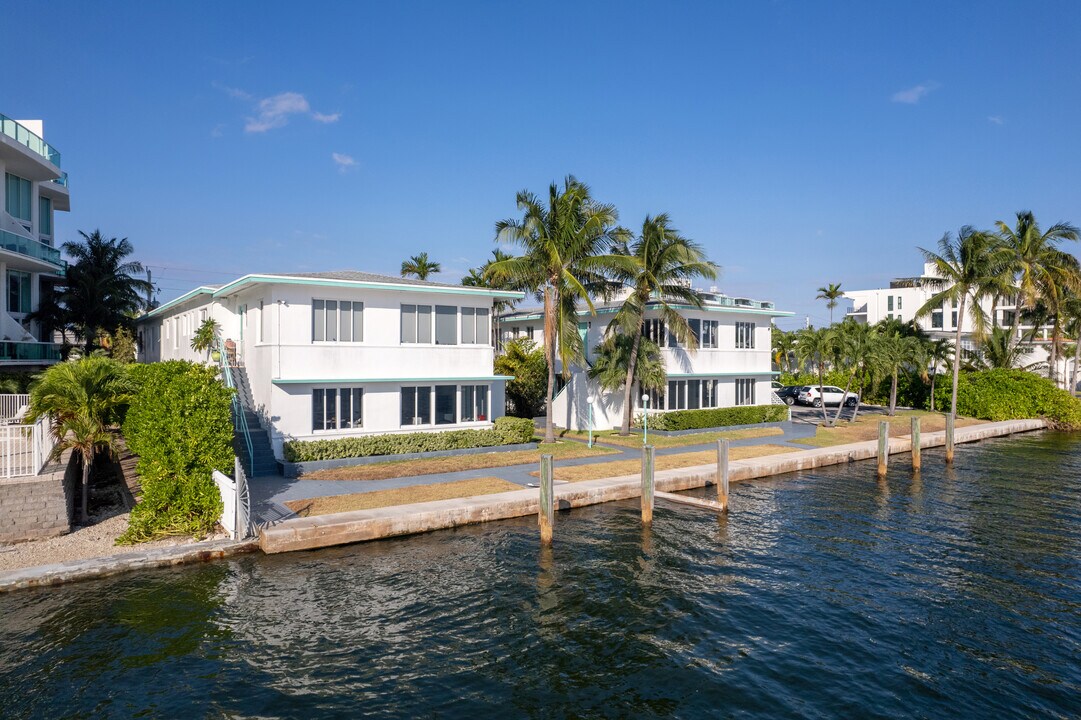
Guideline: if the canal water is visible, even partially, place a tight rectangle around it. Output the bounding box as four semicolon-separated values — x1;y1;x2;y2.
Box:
2;432;1079;718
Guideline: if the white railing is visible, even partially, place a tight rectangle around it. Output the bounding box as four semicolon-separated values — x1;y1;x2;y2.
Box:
0;416;55;480
0;394;29;422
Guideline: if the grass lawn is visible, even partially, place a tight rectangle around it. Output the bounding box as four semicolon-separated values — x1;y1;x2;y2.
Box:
790;410;987;448
285;477;522;517
594;426;784;448
302;439;616;481
544;444;799;483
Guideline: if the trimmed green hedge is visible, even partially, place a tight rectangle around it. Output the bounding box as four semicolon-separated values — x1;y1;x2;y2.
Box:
640;405;789;432
283;416;536;463
934;369;1081;429
120;361;234;543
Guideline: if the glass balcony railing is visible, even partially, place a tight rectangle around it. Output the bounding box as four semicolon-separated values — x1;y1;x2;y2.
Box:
0;342;61;363
0;229;65;269
51;172;68;188
0;114;61;168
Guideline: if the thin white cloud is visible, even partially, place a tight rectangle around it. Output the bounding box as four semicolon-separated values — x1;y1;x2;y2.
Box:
988;115;1005;125
213;85;342;133
212;82;252;101
332;153;357;172
891;82;940;104
312;112;341;124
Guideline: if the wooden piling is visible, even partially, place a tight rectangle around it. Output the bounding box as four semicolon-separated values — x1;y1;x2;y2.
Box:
538;454;553;545
910;416;921;472
641;445;655;524
945;414;955;464
717;439;730;512
877;421;889;477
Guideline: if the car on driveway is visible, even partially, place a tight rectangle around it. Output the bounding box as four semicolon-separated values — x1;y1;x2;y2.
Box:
774;385;802;405
797;385;858;408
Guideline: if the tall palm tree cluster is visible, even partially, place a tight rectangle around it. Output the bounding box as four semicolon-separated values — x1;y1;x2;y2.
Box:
794;211;1081;419
482;177;718;441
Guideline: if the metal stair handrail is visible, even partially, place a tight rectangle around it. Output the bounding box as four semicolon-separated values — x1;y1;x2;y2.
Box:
217;338;254;474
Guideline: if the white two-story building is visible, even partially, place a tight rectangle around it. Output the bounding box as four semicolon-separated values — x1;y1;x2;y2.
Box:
137;271;524;458
0;115;69;366
500;288;793;431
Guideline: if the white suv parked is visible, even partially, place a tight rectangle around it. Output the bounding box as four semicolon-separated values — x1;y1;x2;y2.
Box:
797;385;858;408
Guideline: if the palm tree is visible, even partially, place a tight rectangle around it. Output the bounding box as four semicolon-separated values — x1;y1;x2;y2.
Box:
46;231;153;355
926;338;953;412
915;227;1011;418
872;331;922;416
816;283;844;325
830;321;876;424
795;326;835;422
486;177;632;443
26;357;133;523
400;252;442;280
190;318;221;361
606;214;717;434
995;211;1079;309
588;334;667;412
463;249;521;347
1063;295;1081;394
772;327;797;374
965;325;1044;371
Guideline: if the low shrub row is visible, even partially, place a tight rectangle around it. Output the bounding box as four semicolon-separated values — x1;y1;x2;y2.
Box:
120;361;234;543
640;405;789;432
283;416;536;462
934;369;1081;429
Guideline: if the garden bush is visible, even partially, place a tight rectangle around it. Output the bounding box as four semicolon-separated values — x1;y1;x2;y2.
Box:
283;416;536;462
119;361;234;543
934;369;1081;429
640;405;788;432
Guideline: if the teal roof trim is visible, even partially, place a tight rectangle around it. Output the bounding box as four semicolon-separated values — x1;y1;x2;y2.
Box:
214;274;524;300
272;375;515;385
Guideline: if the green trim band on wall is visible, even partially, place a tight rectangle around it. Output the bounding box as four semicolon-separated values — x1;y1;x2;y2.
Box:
272;375;516;385
140;286;217;319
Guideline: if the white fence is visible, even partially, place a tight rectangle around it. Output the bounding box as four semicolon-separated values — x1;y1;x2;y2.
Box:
0;394;29;422
0;416;55;480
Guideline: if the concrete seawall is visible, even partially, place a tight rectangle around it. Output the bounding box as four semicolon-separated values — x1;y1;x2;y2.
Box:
259;418;1047;554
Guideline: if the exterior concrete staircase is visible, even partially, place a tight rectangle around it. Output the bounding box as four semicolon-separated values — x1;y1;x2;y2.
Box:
229;363;280;477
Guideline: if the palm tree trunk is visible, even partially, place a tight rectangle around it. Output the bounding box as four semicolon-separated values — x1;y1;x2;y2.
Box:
929;371;936;412
889;371;898;416
832;369;858;424
543;285;556;444
80;455;90;523
950;295;966;418
620;328;643;436
818;368;827;422
1071;336;1080;395
1048;323;1061;386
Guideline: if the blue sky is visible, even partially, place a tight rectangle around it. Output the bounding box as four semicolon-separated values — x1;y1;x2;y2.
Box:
4;1;1080;329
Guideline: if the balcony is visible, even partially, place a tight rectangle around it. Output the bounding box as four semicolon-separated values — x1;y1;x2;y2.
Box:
0;229;65;271
0;342;61;364
0;115;61;168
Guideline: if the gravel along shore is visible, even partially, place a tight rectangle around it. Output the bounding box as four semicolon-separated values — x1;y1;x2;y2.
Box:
0;512;226;572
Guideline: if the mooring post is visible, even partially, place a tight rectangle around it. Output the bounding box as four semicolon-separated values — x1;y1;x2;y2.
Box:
717;439;730;512
877;421;889;477
911;416;921;472
641;445;655;524
945;413;955;464
539;454;554;545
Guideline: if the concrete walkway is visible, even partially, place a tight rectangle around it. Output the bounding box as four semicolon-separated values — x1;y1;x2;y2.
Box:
249;422;818;521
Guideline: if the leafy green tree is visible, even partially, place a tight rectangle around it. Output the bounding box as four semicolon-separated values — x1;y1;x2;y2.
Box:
772;327;797;374
400;252;442;280
588;334;666;409
916;227;1012;418
190;318;221;361
871;331;922;416
816;282;844;325
925;338;954;412
965;325;1043;372
27;357;133;523
487;176;632;442
606;214;717;434
830;320;877;423
42;231;152;355
494;338;548;418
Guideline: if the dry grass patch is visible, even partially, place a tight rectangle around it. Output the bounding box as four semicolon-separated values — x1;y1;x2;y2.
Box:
546;444;799;482
303;440;616;481
285;477;521;517
596;426;784;448
792;410;987;448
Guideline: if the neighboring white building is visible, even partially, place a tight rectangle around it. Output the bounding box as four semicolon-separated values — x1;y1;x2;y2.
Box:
500;288;793;431
844;260;1074;384
0;115;69;367
137;271;524;458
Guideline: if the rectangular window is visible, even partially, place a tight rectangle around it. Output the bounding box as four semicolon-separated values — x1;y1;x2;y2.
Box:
4;174;31;221
461;385;489;422
735;378;756;406
312;388;364;432
688;379;701;410
638;386;664;410
38;196;52;238
401;304;417;343
401;386;432;425
951;311;958;327
435;385;457;425
931;310;943;329
897;296;902;310
6;271;30;314
313;299;326;342
702;379;720;408
735;322;756;349
1001;310;1016;326
643;318;666;345
888;296;894;312
667;380;688;410
435;305;457;345
418;305;432;343
400;304;431;343
476;308;490;345
461;307;476;344
689;319;701;345
526;325;534;340
700;320;718;349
